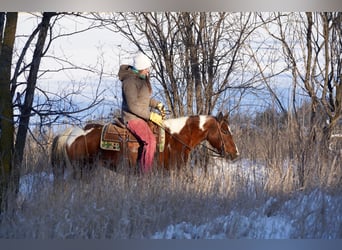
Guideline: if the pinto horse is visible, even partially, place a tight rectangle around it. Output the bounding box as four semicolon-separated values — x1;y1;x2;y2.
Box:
50;112;239;180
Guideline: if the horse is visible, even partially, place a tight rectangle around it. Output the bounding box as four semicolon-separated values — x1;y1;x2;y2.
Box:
50;112;239;180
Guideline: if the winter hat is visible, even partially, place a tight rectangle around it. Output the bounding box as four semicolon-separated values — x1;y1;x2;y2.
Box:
133;52;152;70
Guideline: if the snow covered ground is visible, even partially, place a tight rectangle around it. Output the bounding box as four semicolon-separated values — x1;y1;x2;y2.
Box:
150;159;341;239
14;158;342;239
151;188;341;239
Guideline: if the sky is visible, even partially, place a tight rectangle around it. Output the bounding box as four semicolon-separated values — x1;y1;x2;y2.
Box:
17;13;131;77
16;13;134;83
13;12;308;127
15;13;136;124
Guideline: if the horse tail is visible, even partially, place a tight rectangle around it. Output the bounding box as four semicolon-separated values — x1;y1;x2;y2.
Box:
51;128;73;181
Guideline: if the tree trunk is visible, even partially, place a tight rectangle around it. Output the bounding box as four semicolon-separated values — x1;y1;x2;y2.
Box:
0;12;17;213
13;13;56;174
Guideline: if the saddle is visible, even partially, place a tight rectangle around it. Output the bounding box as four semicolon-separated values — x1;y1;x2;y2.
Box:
100;117;165;152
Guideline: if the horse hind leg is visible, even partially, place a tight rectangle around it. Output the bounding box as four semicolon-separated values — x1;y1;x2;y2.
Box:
51;135;65;181
51;129;74;182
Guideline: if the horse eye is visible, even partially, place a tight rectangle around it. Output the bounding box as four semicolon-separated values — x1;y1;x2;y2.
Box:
219;123;231;135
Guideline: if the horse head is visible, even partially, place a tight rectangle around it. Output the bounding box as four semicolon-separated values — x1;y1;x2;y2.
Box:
213;112;239;160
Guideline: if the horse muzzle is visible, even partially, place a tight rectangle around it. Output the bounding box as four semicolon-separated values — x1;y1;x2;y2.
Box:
226;151;239;161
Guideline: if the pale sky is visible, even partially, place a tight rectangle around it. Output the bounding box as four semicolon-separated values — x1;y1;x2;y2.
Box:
15;13;137;121
16;13;134;80
13;12;302;124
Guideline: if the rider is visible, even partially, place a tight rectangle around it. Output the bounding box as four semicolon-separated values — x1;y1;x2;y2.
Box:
118;51;166;173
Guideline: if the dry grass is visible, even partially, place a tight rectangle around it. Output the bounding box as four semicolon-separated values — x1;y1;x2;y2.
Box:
233;115;342;193
1;116;341;238
1;163;255;238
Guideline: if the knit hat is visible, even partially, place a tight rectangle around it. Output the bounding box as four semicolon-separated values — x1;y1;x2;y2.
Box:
133;52;152;70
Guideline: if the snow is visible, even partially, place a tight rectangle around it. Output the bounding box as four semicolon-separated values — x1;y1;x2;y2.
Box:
151;211;293;239
150;159;341;239
14;158;342;239
17;171;54;203
151;188;341;239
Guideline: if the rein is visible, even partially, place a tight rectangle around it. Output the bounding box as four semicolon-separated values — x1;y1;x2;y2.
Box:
162;127;192;150
199;142;225;158
159;119;225;158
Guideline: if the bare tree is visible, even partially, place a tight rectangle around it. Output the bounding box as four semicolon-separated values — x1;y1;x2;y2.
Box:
12;13;58;185
259;12;342;187
0;12;107;212
0;12;17;213
91;12;258;117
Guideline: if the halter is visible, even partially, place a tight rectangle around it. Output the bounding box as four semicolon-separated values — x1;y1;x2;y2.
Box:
203;118;226;157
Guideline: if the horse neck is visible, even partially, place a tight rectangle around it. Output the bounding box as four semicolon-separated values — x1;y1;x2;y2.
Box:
164;115;211;148
196;115;217;146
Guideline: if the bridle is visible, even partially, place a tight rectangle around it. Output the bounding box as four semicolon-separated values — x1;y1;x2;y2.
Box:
204;119;226;157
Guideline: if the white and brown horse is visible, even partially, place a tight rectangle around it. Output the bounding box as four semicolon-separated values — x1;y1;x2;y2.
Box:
51;112;239;180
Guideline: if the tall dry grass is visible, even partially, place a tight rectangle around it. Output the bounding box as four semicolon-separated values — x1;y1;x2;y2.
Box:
0;114;341;238
1;160;262;238
232;112;342;194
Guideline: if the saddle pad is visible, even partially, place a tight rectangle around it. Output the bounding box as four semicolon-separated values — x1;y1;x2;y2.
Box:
100;122;166;152
100;123;136;151
102;123;125;141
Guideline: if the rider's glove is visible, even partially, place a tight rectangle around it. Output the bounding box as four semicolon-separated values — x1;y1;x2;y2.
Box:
150;112;163;126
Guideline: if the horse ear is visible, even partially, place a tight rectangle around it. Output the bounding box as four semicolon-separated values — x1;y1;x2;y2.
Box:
217;112;223;121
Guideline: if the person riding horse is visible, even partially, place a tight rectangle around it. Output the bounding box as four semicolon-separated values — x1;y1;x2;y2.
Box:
118;52;166;173
51;53;239;180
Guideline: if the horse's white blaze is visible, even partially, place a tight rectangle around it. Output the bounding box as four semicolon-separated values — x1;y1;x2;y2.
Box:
199;115;208;131
66;127;94;147
227;125;239;155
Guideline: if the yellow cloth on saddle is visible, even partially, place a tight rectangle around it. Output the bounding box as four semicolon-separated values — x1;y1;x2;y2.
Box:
158;127;165;152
